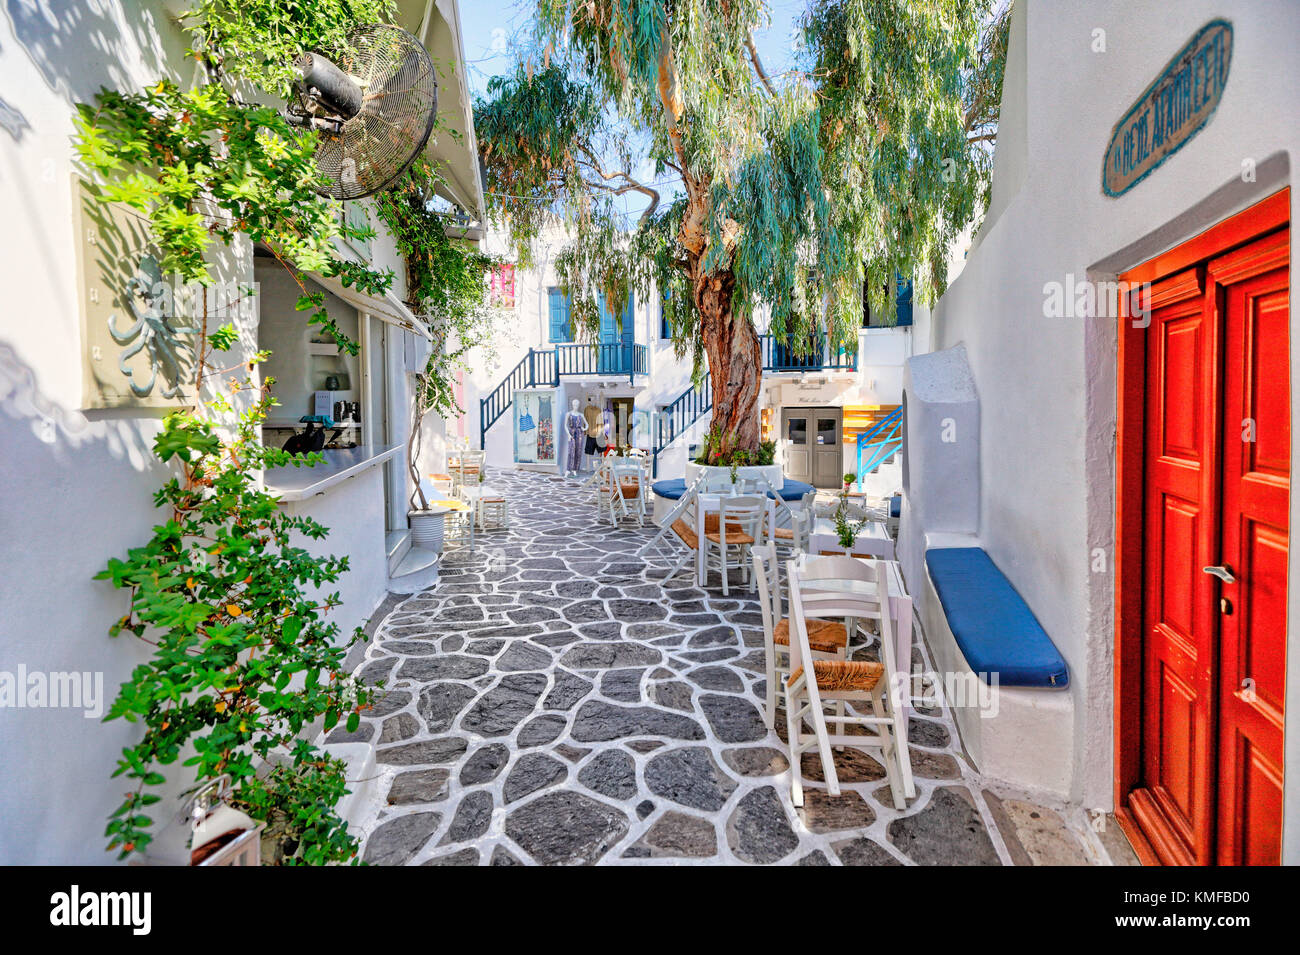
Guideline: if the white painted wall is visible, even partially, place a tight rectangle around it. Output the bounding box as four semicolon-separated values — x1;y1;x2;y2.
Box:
902;0;1300;852
0;0;430;862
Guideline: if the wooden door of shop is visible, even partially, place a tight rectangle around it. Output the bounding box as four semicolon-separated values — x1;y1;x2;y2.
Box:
1117;190;1289;866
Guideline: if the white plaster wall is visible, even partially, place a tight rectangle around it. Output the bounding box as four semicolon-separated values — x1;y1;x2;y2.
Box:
0;1;243;864
284;467;389;636
907;0;1300;845
0;0;415;862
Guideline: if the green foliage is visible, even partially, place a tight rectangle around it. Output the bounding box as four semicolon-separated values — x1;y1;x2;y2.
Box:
476;0;1008;439
373;156;497;422
75;81;392;350
79;0;401;864
833;494;872;550
181;0;398;98
695;425;777;468
98;387;373;864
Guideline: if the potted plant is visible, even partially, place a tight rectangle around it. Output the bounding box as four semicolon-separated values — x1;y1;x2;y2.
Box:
843;471;856;493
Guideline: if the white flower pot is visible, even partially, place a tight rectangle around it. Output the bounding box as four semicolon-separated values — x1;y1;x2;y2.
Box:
408;508;446;552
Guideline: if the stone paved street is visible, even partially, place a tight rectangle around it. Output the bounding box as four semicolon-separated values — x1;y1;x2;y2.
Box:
342;470;1134;865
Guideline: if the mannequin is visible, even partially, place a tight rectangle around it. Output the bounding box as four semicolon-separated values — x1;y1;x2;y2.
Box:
583;395;602;468
563;399;586;477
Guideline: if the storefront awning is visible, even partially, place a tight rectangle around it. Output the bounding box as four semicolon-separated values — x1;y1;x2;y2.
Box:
309;272;432;342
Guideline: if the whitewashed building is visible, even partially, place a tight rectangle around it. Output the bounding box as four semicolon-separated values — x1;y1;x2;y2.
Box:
900;0;1298;865
453;223;923;494
0;0;483;864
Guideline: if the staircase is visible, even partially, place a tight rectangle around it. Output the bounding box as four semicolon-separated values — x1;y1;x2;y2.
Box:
855;406;903;481
651;371;712;477
479;344;648;449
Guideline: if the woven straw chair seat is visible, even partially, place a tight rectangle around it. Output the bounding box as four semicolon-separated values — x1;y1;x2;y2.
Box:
774;617;848;654
790;659;884;693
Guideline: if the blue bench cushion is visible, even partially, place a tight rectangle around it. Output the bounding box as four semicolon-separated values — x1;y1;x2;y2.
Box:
651;478;815;502
925;547;1069;688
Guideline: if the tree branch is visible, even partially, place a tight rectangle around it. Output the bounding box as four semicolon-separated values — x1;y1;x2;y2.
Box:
746;33;777;97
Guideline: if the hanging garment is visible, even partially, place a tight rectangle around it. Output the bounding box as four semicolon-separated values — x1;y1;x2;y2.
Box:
519;412;536;432
565;412;586;471
584;404;602;437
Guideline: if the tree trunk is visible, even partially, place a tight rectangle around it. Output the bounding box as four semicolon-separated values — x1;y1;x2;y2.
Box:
694;264;762;450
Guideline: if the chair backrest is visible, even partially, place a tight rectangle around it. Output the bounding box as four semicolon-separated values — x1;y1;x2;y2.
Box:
797;554;888;623
718;494;765;546
611;462;642;488
751;542;781;635
786;557;899;695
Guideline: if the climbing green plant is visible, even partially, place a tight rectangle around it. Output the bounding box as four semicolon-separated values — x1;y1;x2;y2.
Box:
76;3;406;864
373;156;500;509
75;81;392;350
181;0;398;98
98;370;374;865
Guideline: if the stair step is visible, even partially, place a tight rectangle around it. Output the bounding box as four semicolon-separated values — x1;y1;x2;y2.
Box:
391;545;439;578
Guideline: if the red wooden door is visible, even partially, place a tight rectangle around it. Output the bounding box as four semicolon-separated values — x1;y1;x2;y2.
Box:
1129;221;1289;866
1212;231;1290;865
1136;267;1220;865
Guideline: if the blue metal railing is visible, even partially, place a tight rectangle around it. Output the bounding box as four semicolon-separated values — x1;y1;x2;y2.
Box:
652;371;712;478
855;406;903;481
479;343;649;448
760;334;857;373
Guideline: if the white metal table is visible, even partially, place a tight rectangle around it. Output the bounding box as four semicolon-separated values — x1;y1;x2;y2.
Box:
807;517;895;559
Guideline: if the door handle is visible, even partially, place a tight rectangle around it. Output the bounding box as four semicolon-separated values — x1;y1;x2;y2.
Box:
1202;565;1236;584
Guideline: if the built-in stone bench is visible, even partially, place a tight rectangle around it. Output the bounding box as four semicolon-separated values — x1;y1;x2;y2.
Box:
920;534;1074;798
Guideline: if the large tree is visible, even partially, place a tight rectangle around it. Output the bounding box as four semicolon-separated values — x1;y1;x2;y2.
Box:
476;0;1009;449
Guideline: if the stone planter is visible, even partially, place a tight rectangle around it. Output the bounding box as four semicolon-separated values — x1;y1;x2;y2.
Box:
683;461;783;492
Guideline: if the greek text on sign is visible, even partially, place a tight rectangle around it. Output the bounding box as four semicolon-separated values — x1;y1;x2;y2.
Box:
1102;19;1233;197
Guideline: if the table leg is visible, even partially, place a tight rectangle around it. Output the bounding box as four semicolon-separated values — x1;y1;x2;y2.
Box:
892;593;916;798
696;503;706;587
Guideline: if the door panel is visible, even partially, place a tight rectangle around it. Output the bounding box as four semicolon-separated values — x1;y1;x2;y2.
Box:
1140;278;1218;865
783;409;810;485
812;411;842;488
1212;244;1289;866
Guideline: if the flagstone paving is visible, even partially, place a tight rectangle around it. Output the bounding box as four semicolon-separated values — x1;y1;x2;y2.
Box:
343;470;1136;866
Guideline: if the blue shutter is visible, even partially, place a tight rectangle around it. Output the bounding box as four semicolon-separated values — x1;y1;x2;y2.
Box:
548;288;572;342
895;275;913;327
661;290;672;339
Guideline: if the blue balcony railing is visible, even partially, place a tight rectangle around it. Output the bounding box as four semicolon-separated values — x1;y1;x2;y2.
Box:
760;334;857;372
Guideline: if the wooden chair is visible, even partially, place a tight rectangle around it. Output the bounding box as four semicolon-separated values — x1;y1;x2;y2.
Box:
611;461;646;526
636;474;707;581
784;555;914;809
752;543;848;729
703;494;764;595
758;479;814;558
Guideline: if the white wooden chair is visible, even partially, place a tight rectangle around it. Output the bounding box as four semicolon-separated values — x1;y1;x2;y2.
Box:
611;461;646;526
636;474;707;581
450;449;485;493
784;556;914;809
703;494;764;595
757;479;814;558
752;543;848;729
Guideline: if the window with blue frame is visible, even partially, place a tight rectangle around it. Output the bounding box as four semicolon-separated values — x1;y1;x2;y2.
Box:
547;287;573;342
660;289;672;339
863;273;914;328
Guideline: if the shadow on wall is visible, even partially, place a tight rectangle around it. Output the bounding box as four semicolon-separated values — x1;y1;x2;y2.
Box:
0;342;160;470
4;0;172;105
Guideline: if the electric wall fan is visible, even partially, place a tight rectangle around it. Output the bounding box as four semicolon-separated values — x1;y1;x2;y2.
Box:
287;24;438;199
